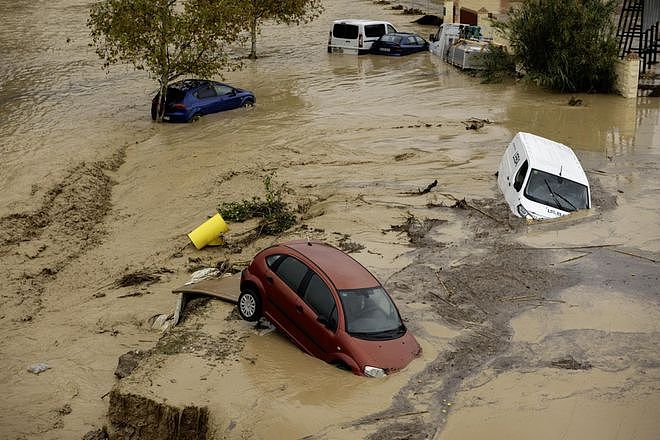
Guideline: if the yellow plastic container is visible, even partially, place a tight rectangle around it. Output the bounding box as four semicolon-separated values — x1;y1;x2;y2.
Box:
187;213;229;250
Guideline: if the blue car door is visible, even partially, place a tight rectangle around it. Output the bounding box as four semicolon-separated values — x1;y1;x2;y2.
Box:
213;84;241;111
195;84;218;114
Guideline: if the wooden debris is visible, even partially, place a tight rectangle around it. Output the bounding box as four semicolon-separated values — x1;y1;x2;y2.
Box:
610;248;657;263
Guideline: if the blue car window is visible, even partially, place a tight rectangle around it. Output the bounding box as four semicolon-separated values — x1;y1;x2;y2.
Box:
214;84;234;96
196;86;216;99
166;88;185;103
381;34;401;43
407;36;416;45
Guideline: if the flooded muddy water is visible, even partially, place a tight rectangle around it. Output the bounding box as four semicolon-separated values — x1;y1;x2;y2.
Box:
1;0;659;439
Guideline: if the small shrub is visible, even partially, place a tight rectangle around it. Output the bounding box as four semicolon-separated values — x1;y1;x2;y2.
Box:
219;174;297;235
496;0;619;92
477;44;517;83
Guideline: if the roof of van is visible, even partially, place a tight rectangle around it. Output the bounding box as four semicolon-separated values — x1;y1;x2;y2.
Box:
514;132;589;186
332;19;394;25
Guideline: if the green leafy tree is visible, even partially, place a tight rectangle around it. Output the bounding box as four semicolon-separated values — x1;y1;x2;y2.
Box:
496;0;619;92
238;0;324;59
89;0;244;121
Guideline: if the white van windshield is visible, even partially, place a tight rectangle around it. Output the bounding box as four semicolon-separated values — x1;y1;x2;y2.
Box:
524;169;589;212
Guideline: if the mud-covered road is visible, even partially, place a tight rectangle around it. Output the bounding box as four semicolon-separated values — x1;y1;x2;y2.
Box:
1;0;659;439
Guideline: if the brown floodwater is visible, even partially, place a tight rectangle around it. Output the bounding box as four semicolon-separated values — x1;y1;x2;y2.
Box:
1;0;658;439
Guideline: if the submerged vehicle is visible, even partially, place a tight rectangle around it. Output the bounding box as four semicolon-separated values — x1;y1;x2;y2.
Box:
369;32;429;56
429;23;493;69
238;240;421;377
497;132;591;220
151;79;255;123
327;19;398;54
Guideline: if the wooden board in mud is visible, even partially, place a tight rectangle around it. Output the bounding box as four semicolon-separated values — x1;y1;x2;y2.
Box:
172;275;241;304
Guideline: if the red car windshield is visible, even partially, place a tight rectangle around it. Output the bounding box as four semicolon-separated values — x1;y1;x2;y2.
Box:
338;287;405;340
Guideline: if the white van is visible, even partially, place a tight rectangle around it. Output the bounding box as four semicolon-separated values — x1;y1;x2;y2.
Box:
328;19;398;55
497;132;591;220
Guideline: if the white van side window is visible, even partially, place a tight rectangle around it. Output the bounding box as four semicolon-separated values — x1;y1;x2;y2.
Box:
364;24;386;38
386;24;397;33
513;160;528;191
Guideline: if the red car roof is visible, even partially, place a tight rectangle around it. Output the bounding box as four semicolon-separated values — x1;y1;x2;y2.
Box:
281;240;380;290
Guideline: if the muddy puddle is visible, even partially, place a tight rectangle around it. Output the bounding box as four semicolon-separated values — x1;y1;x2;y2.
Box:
1;0;659;439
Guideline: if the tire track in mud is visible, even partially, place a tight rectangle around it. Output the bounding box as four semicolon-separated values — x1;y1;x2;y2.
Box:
0;147;127;321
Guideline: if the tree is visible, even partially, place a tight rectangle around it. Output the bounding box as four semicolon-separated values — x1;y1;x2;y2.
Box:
238;0;324;59
89;0;244;121
496;0;619;92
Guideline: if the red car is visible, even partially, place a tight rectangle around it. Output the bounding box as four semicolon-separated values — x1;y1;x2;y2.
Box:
238;240;421;377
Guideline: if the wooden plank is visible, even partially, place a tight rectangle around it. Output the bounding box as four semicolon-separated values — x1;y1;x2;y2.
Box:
172;275;241;304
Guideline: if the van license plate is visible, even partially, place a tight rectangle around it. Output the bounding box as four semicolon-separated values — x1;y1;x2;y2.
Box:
332;47;344;54
379;48;390;52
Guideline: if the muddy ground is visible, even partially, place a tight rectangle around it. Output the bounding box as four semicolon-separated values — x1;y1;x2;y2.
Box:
1;0;659;439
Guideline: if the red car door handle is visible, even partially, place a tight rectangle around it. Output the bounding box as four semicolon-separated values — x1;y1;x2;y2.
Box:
295;305;303;314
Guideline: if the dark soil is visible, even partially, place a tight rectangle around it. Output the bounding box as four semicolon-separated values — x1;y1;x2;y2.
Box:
115;270;161;287
388;213;447;245
109;391;209;440
550;355;592;370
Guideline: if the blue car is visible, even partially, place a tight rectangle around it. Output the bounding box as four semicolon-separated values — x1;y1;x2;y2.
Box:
151;79;255;122
369;32;429;56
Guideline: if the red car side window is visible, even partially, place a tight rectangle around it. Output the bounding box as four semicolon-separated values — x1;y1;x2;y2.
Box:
274;256;309;293
266;254;284;269
302;274;338;330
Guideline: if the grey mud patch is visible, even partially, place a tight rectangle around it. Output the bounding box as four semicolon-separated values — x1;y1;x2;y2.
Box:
320;197;584;439
494;329;660;373
358;245;577;439
345;188;651;439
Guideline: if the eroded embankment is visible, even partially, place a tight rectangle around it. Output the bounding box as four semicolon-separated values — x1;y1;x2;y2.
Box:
0;147;127;320
108;391;209;440
106;297;249;439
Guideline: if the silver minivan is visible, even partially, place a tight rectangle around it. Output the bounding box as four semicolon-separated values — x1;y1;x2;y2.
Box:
328;19;398;55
